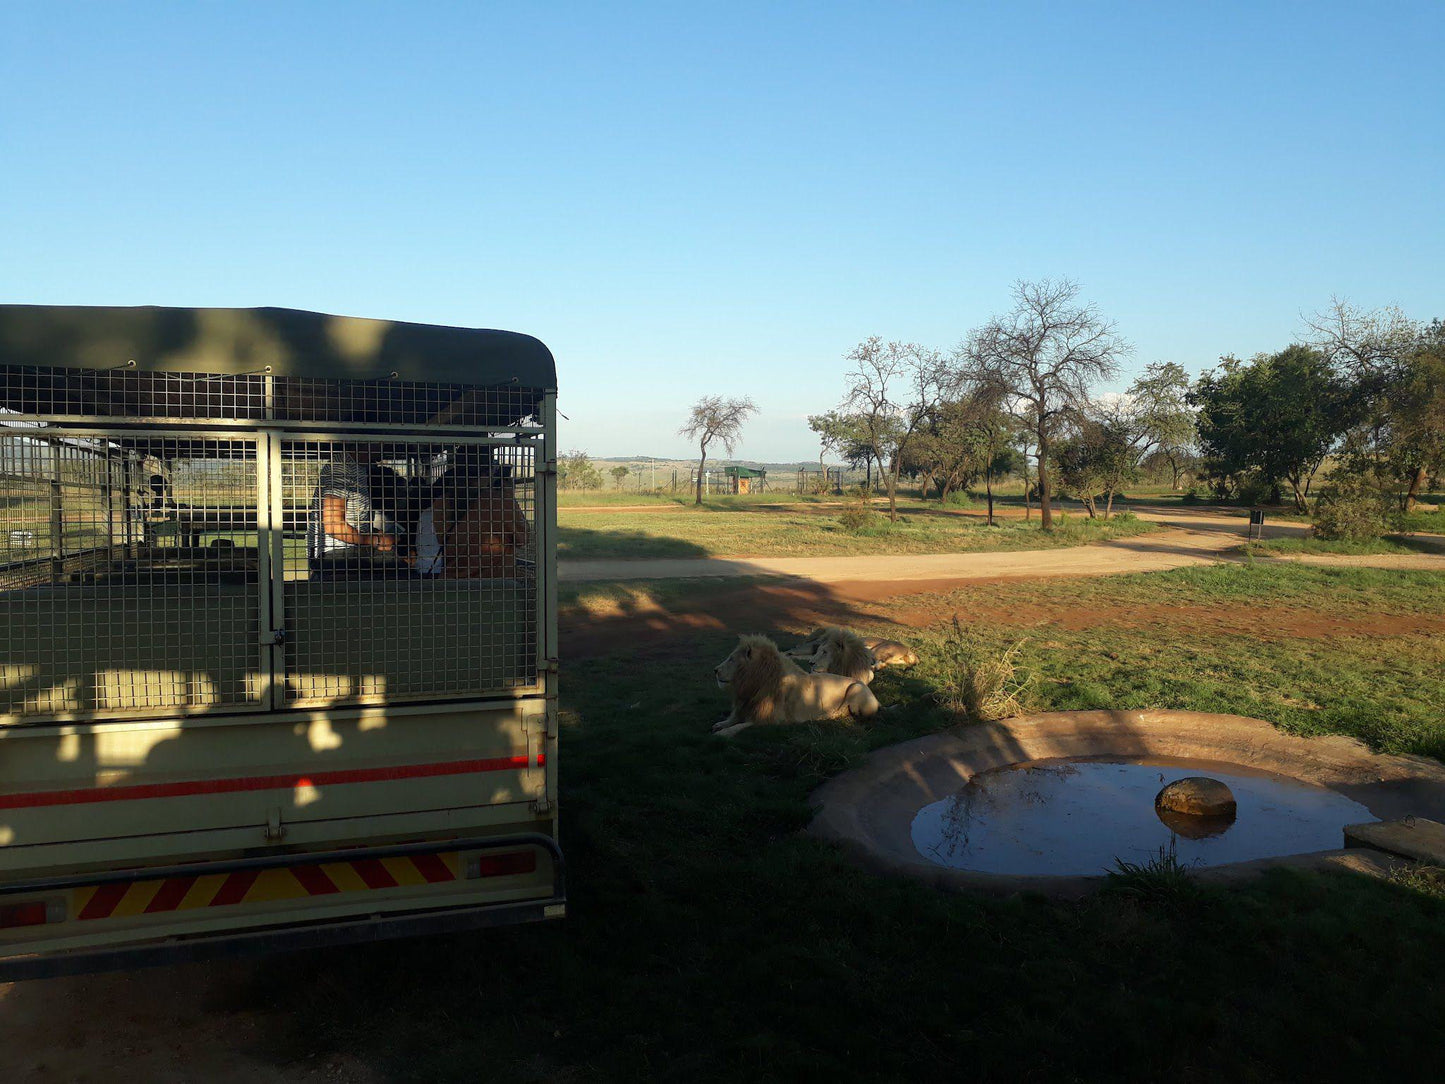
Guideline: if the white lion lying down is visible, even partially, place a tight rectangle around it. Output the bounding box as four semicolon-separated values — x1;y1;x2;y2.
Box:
808;626;878;685
786;627;919;670
712;634;879;737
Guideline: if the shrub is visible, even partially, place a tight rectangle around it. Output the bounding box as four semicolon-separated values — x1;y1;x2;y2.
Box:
1235;475;1279;507
932;617;1032;721
1110;510;1139;524
1181;487;1202;505
1314;472;1402;541
836;498;883;534
941;490;974;509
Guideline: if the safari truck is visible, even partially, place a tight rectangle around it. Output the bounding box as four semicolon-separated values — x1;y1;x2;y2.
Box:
0;305;562;979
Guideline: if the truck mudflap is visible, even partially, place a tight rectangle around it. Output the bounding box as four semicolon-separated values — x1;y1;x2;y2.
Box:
0;833;565;982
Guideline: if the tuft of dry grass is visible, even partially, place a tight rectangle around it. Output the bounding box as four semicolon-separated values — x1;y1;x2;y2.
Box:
932;615;1033;720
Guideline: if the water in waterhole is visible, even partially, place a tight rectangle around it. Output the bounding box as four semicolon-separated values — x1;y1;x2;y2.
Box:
910;757;1373;877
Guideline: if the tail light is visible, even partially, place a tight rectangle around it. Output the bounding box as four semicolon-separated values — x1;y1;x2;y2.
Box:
0;900;63;929
464;850;537;879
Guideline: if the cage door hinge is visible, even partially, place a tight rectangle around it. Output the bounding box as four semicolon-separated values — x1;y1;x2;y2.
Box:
264;807;286;842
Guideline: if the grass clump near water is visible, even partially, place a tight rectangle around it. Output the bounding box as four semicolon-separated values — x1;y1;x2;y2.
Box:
928;616;1033;720
1108;840;1202;909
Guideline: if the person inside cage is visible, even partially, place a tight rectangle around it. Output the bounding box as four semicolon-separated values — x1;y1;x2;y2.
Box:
412;446;528;579
307;443;412;578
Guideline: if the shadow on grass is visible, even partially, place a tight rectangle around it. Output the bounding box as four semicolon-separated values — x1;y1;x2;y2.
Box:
559;576;895;661
557;523;711;560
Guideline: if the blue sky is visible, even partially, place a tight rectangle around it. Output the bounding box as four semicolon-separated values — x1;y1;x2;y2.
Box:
3;2;1441;461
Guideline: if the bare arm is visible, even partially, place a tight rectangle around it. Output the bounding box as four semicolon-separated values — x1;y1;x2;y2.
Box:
321;497;394;552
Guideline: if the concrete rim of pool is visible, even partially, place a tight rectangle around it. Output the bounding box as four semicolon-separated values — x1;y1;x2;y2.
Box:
808;710;1445;897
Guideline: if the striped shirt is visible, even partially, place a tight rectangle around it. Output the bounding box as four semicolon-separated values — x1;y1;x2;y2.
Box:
306;455;375;562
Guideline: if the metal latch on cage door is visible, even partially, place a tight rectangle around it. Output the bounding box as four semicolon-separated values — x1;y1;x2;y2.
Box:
262;627;286;645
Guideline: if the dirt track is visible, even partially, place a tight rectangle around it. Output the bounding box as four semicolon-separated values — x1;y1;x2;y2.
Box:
559;508;1445;583
560;509;1259;583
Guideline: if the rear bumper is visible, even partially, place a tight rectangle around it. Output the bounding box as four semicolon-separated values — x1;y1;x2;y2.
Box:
0;832;564;982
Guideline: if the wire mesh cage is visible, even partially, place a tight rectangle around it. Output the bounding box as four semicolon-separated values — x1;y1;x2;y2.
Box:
1;431;263;718
0;365;544;430
278;437;539;707
2;360;550;723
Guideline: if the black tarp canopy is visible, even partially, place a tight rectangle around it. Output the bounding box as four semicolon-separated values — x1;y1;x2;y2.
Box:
0;305;555;427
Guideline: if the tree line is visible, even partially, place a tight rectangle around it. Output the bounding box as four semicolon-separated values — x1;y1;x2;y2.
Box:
805;282;1442;537
563;281;1443;542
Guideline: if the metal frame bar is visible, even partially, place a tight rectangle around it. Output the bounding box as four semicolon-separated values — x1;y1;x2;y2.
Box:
10;415;545;435
256;430;279;710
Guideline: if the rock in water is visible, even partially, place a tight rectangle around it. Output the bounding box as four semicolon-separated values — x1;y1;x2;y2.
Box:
1156;777;1237;818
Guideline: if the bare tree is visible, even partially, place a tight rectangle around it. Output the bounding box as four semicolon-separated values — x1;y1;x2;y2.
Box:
1304;297;1417;380
837;337;959;521
679;395;757;506
963;280;1130;528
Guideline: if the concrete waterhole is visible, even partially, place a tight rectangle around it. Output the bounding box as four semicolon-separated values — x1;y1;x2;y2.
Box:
809;711;1445;896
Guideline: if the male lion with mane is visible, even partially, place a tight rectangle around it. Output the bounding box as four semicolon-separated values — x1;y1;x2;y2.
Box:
786;627;918;670
712;634;879;737
809;626;878;684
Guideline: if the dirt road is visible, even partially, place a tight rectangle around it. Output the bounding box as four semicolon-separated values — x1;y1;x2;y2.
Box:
560;509;1257;583
560;509;1445;583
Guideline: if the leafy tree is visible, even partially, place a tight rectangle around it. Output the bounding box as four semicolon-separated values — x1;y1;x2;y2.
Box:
1304;299;1417;508
1306;300;1443;511
1124;361;1197;490
1189;346;1353;511
808;410;876;476
963;279;1129;528
1389;321;1445;509
679;395;757;506
609;465;630;489
1054;418;1138;518
559;449;603;490
905;399;985;503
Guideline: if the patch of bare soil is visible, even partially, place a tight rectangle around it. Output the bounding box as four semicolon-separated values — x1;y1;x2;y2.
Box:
560;577;1445;659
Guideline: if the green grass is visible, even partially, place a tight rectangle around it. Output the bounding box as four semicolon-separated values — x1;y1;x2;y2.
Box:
1248;536;1427;557
559;504;1158;559
557;490;680;507
558;490;850;508
564;560;1444;619
240;563;1445;1080
940;559;1445;615
1401;497;1445;534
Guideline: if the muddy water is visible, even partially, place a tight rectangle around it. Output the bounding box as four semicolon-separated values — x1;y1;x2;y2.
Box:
910;757;1373;877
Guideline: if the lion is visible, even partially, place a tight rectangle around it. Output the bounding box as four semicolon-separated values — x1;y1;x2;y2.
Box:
712;634;879;736
786;627;918;670
783;627;832;661
867;638;919;668
809;626;878;685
